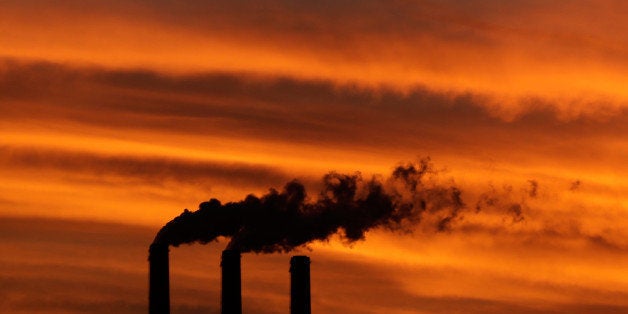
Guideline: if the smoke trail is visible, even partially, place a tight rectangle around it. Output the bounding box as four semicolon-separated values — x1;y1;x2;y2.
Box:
474;182;536;223
152;159;465;253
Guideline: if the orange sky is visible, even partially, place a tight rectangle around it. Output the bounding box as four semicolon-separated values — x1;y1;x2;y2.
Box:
1;1;627;313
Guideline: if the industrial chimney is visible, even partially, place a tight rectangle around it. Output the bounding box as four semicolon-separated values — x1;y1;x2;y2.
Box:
290;256;311;314
221;250;242;314
149;243;170;314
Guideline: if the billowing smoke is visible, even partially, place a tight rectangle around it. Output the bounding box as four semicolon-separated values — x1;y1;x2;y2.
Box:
152;159;466;253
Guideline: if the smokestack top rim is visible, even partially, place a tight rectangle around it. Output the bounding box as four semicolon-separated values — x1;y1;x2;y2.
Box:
221;249;241;267
221;249;242;256
149;242;169;254
290;255;311;269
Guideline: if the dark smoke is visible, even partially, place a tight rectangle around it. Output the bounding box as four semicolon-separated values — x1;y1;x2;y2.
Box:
475;183;532;223
527;180;538;198
152;159;465;253
570;180;582;191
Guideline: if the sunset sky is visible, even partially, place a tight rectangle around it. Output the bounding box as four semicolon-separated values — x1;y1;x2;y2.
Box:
1;1;627;313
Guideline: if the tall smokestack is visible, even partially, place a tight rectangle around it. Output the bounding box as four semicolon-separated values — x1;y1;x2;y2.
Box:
290;256;311;314
149;243;170;314
221;250;242;314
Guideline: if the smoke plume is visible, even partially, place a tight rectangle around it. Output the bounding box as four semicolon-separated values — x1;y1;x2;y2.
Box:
152;159;466;252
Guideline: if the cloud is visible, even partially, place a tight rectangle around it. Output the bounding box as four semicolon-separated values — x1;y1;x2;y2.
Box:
3;1;628;117
3;59;627;155
0;145;293;190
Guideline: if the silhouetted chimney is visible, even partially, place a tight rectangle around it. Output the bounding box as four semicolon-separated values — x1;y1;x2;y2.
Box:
290;256;311;314
149;243;170;314
221;250;242;314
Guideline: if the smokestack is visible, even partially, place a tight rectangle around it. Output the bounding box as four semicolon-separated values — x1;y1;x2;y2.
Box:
290;256;311;314
221;250;242;314
149;243;170;314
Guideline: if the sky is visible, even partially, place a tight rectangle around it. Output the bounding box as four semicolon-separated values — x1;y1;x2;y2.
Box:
1;0;627;313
